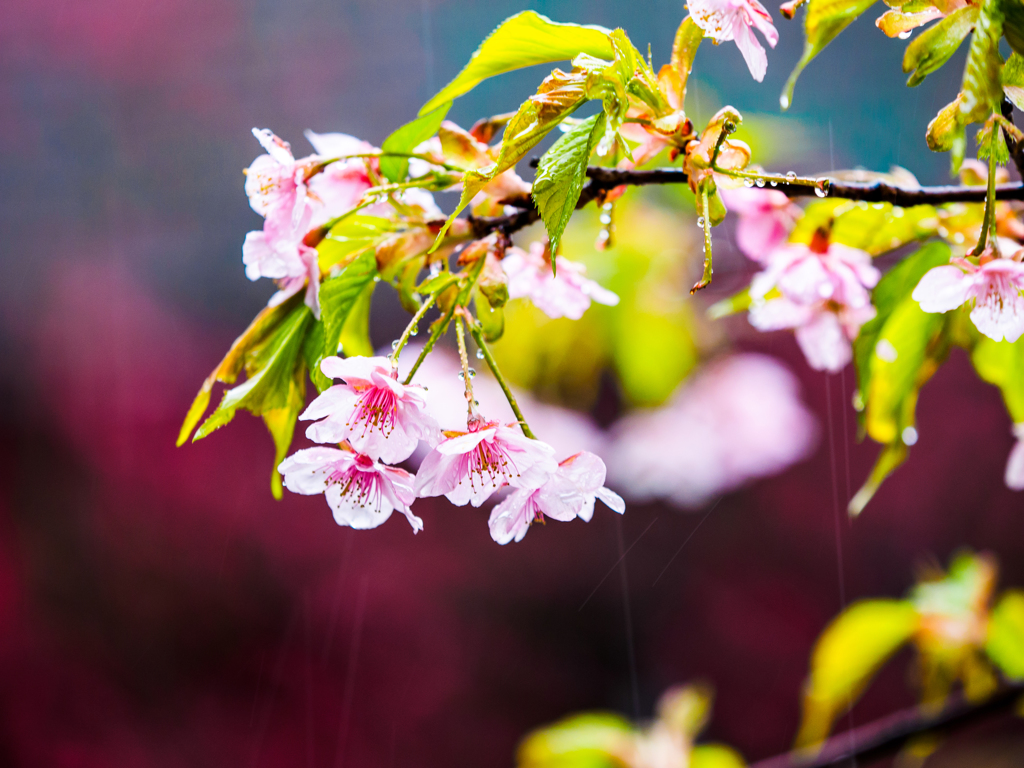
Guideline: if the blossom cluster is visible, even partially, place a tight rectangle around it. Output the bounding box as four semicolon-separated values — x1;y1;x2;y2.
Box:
277;355;625;544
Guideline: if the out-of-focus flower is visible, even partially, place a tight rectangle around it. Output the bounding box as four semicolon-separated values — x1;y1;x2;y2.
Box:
606;354;817;507
688;0;779;82
301;356;439;463
503;242;619;320
720;186;800;262
241;227;322;318
1005;424;1024;491
278;445;422;532
415;418;558;507
750;298;876;372
913;256;1024;343
487;452;625;544
748;238;880;372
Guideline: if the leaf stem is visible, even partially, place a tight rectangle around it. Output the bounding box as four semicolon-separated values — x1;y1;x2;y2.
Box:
466;319;536;439
390;291;437;364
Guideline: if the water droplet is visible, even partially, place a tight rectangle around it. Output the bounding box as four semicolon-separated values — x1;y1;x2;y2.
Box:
596;230;610;241
457;371;465;381
476;349;485;359
392;340;400;350
468;368;476;378
901;426;919;445
874;338;898;363
336;342;344;354
602;202;613;212
410;328;419;337
938;226;949;238
599;214;612;225
953;232;965;244
785;171;797;180
743;178;754;187
814;178;830;198
697;216;705;227
898;30;912;39
892;207;905;218
780;94;790;110
373;275;382;282
770;180;778;187
755;178;765;187
429;262;441;277
852;390;865;412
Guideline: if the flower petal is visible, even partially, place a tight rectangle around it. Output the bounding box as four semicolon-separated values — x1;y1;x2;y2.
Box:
912;265;970;313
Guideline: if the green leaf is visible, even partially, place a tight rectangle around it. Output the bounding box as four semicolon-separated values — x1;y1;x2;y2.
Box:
972;333;1024;422
177;297;300;446
339;280;375;358
262;354;307;500
474;288;505;342
848;440;909;516
959;0;1004;125
986;590;1024;680
790;200;939;256
782;0;879;110
533;112;606;256
926;96;968;171
613;303;698;406
317;215;393;272
1006;1;1024;58
853;242;951;409
690;745;747;768
516;713;633;768
670;17;704;110
706;287;752;320
313;251;379;391
420;11;615;115
380;102;451;183
904;5;979;87
195;303;313;441
796;599;918;747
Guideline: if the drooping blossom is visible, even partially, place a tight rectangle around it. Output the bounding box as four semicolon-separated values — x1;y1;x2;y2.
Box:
300;356;439;464
1006;424;1024;491
487;451;625;545
606;354;817;507
748;237;880;372
242;223;322;318
687;0;779;82
245;128;318;238
912;256;1024;343
415;418;558;507
503;241;619;320
720;186;800;261
303;130;375;225
278;445;423;532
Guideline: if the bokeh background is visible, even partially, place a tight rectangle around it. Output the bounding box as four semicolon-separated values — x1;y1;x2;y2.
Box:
1;0;1023;766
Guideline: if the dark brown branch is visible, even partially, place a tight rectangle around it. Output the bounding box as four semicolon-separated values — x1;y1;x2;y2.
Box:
748;683;1024;768
467;165;1024;239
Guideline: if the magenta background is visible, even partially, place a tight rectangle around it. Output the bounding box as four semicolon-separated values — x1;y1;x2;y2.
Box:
1;1;1022;766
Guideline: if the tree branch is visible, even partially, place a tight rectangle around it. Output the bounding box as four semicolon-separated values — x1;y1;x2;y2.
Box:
467;165;1024;239
748;683;1024;768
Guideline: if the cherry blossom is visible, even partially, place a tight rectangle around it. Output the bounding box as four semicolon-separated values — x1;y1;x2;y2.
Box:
720;186;800;262
503;242;619;320
278;445;423;532
245;128;317;237
688;0;779;82
747;238;880;372
1006;424;1024;491
242;221;322;318
606;354;817;507
303;130;376;225
301;356;439;463
912;256;1024;343
415;418;558;507
487;451;625;545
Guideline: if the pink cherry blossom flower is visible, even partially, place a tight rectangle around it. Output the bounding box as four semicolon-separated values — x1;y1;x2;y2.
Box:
688;0;779;82
303;130;375;225
414;418;558;507
242;221;322;318
300;356;439;464
607;354;817;507
1006;424;1024;491
912;257;1024;343
720;186;800;262
278;446;423;532
245;128;317;236
750;298;876;372
503;242;619;320
487;451;625;544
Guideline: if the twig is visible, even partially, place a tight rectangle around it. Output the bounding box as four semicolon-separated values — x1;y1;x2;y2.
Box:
748;683;1024;768
468;166;1024;240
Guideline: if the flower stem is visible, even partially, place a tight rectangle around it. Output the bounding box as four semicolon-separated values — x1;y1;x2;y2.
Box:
972;144;999;257
692;185;714;293
391;292;437;364
466;319;537;439
402;303;455;385
454;313;476;417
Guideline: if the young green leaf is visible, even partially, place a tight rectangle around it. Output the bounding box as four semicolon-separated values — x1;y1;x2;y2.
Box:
689;745;747;768
782;0;879;110
262;356;307;500
971;333;1024;422
985;590;1024;680
516;713;634;768
533;112;606;257
790;200;939;256
848;440;910;516
1003;53;1024;111
338;281;375;359
474;288;505;342
194;302;313;440
312;251;379;391
420;11;615;115
904;5;979;87
959;0;1004;125
317;215;394;271
795;599;918;747
380;101;452;183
